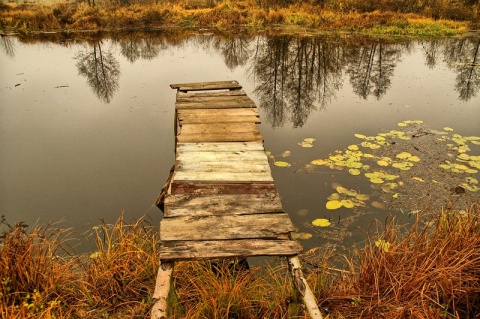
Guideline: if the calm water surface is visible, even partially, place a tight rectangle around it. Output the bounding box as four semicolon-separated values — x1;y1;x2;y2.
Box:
1;32;479;252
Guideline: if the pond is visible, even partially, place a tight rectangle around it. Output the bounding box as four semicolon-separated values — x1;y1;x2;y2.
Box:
1;31;479;253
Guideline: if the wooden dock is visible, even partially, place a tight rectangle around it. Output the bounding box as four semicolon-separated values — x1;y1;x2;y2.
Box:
152;81;322;319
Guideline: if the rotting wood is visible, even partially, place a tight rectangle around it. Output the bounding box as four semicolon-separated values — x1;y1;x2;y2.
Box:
154;81;322;317
160;212;295;241
151;262;174;319
177;132;263;143
176;141;264;152
288;256;323;319
155;165;175;210
170;80;242;92
176;150;269;162
164;193;283;217
170;182;277;195
176;89;247;99
159;239;303;261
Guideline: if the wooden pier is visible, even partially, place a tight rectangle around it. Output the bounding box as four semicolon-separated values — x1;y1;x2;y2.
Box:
152;81;322;318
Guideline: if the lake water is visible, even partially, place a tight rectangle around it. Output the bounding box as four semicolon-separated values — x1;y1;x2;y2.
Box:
1;31;479;253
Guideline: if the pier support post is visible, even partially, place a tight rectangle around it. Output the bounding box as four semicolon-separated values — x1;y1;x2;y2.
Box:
288;256;323;319
151;261;174;319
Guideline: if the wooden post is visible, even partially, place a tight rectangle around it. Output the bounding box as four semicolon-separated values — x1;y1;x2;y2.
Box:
151;261;174;319
288;256;323;319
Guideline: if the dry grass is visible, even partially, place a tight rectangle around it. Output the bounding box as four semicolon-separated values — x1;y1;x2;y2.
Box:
313;204;480;318
0;0;471;35
1;204;479;318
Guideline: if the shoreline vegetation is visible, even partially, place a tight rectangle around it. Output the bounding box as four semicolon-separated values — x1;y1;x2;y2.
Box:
0;0;479;36
1;204;479;318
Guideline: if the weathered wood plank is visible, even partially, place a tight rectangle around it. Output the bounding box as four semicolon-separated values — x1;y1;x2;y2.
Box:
159;239;303;260
180;123;259;135
170;81;242;92
177;132;263;143
151;262;174;319
164;193;283;218
176;142;264;153
179;115;260;124
176;150;268;162
176;90;247;99
173;171;273;182
160;213;295;241
176;99;256;109
176;96;254;104
176;161;271;173
170;182;277;195
177;108;258;117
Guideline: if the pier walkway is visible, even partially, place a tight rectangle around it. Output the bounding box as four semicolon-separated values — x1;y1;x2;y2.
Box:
151;81;322;318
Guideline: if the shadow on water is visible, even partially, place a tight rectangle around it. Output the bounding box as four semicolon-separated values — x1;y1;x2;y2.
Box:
1;30;479;253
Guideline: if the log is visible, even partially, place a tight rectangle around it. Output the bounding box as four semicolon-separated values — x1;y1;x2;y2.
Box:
151;262;174;319
288;256;323;319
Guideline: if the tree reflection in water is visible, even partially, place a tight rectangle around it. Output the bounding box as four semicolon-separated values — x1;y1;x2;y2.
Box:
0;35;15;59
444;37;480;101
75;41;120;103
345;42;404;100
251;36;344;128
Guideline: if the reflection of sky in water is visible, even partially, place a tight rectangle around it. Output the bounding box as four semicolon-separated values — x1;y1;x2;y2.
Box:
0;34;479;252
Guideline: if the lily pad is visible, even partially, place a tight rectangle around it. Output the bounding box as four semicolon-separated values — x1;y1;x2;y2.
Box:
375;239;391;252
312;218;331;227
274;161;291;168
326;200;342;210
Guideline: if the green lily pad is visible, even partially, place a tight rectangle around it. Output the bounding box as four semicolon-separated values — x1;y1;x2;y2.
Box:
349;168;361;176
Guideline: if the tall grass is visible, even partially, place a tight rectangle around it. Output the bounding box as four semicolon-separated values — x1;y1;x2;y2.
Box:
1;204;479;318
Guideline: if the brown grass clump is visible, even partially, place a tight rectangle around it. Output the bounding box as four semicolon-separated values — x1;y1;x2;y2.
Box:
80;215;160;317
317;204;480;318
172;259;302;318
0;217;79;318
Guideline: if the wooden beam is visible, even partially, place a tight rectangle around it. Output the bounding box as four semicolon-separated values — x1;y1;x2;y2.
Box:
160;213;295;241
151;261;174;319
176;141;264;153
159;239;303;261
170;81;242;92
288;256;323;319
164;193;283;218
176;89;247;99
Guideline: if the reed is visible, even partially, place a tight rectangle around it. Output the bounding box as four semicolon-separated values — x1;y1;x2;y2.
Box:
1;204;479;318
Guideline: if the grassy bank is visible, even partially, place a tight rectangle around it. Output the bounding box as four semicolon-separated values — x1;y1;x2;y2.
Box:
0;0;474;36
1;204;479;318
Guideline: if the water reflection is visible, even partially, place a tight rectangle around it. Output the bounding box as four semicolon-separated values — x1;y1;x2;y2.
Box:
0;35;15;59
445;37;480;101
252;36;345;127
75;41;120;103
345;42;404;100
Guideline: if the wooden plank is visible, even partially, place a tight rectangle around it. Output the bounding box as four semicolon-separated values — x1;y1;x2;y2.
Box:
177;108;258;116
170;81;242;92
176;96;254;104
176;100;256;109
176;142;264;153
159;239;303;261
160;213;295;241
179;115;260;124
177;132;262;143
176;90;247;99
180;123;259;135
164;193;283;218
176;150;268;162
176;161;271;174
170;182;277;195
173;171;273;182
